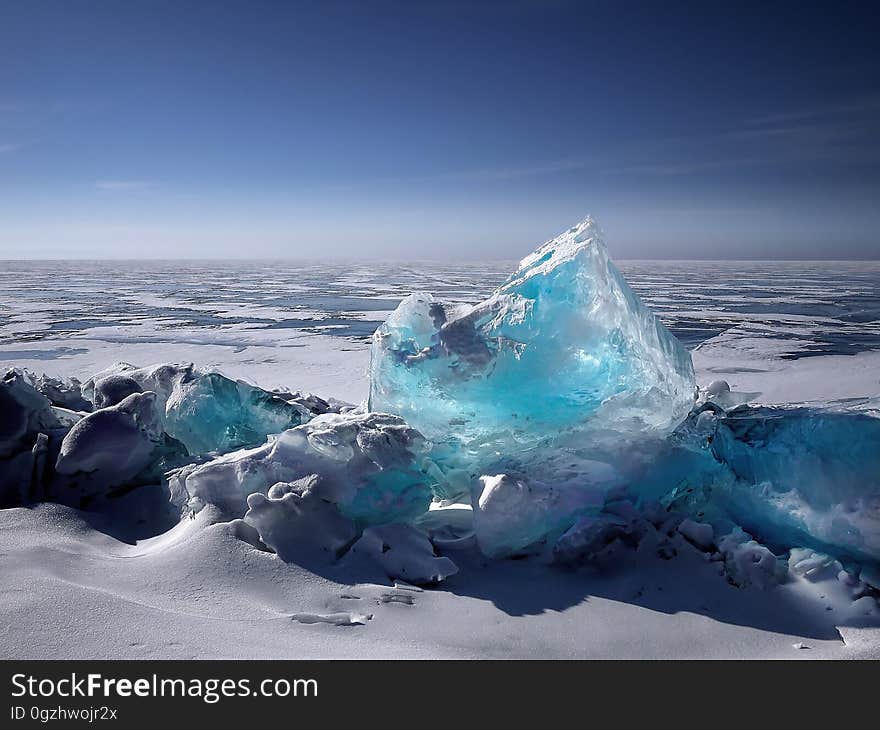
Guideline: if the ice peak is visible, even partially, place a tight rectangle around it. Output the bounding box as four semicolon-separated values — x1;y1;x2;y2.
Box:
569;215;600;243
514;216;605;280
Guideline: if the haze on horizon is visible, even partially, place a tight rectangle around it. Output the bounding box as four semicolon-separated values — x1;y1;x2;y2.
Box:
1;1;878;261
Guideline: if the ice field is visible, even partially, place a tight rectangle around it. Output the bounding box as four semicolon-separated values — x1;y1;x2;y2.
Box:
2;220;879;659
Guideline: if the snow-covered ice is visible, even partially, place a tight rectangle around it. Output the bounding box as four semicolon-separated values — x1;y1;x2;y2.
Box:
171;411;432;522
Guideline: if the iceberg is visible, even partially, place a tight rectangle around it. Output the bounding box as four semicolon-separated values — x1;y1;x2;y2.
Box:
366;217;696;554
369;217;695;456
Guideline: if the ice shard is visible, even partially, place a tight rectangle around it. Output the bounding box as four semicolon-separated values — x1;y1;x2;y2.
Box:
369;218;695;456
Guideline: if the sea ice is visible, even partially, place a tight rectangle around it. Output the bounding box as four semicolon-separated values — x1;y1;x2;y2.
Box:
625;395;880;563
367;218;697;551
3;219;877;584
369;217;695;455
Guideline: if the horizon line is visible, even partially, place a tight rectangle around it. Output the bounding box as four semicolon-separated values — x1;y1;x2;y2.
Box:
1;256;879;264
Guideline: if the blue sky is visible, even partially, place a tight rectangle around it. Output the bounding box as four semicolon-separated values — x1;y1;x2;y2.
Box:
1;1;878;259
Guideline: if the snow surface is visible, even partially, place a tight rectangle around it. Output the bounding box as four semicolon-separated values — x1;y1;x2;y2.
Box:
1;501;877;659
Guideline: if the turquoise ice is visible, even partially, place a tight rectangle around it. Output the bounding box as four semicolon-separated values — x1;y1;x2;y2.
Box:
636;404;880;562
163;372;306;455
710;406;880;561
85;363;308;455
369;218;696;455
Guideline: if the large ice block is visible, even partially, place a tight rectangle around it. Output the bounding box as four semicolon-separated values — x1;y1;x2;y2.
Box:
84;363;309;455
369;218;695;454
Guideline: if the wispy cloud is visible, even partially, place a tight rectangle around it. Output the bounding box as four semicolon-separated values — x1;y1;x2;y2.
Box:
416;157;593;183
95;180;155;191
744;94;880;127
610;157;769;176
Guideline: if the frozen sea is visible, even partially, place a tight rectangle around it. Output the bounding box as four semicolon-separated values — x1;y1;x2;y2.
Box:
1;259;879;406
2;258;880;660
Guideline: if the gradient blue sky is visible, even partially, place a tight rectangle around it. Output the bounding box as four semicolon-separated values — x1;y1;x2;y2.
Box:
1;1;878;259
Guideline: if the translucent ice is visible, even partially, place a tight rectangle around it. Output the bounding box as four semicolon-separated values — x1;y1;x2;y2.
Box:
638;404;880;562
369;217;695;454
84;363;308;455
709;407;880;561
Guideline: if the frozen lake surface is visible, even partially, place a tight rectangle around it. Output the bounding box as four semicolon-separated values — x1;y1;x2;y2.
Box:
2;259;879;405
2;258;879;660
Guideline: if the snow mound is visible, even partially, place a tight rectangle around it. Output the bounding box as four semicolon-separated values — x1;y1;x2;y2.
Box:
345;523;458;585
171;411;433;523
243;478;358;562
54;392;186;504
